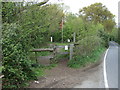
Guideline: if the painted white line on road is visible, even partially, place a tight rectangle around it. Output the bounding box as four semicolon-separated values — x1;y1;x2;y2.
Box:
103;48;109;88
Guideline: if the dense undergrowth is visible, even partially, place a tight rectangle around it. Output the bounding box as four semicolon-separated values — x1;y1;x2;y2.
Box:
68;46;106;68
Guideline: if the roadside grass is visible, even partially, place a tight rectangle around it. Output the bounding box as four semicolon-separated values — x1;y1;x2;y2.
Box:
37;51;52;56
29;47;57;77
67;46;106;68
33;64;57;76
59;47;69;52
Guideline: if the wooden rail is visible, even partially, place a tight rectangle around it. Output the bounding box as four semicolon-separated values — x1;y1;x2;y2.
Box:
30;47;56;63
30;48;54;52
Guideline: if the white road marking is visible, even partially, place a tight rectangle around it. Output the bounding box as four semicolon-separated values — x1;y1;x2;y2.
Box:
103;48;109;88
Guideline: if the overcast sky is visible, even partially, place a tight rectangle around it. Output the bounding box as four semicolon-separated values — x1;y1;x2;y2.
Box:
48;0;119;24
10;0;119;23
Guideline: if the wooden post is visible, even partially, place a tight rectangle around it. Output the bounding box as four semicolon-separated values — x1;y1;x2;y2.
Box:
73;32;76;43
53;45;56;57
30;48;54;64
62;17;64;43
69;44;74;60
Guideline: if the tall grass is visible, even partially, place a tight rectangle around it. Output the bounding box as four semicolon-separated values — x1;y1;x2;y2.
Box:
67;47;106;68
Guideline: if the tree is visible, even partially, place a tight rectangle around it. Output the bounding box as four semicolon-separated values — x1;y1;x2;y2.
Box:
2;2;19;23
63;13;77;42
18;3;64;45
2;1;64;88
2;0;49;23
79;3;116;32
63;13;104;42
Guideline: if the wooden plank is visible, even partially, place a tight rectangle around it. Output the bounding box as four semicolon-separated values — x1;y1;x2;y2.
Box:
30;48;54;52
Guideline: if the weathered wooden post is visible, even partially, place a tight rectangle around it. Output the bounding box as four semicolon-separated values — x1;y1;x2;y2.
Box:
69;44;74;60
30;48;54;65
53;45;57;57
73;32;76;43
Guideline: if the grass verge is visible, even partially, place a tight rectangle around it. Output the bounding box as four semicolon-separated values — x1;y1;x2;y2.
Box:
31;64;57;77
67;46;106;68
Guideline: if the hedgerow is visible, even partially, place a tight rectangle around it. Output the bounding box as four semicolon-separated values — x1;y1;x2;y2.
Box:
2;23;37;88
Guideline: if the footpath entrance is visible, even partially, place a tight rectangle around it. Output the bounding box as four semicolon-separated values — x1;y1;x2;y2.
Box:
30;44;76;65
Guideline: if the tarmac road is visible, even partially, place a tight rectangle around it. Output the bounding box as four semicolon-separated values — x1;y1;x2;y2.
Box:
74;41;119;88
105;41;118;88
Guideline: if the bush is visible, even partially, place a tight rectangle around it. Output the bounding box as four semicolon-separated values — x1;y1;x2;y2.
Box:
97;29;110;47
68;47;105;68
67;35;105;68
2;23;37;88
74;36;103;57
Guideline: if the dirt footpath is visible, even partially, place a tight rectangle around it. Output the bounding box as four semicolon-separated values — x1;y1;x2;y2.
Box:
28;52;105;88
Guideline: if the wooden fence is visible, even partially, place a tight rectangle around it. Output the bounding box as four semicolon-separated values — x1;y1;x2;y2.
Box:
30;43;79;64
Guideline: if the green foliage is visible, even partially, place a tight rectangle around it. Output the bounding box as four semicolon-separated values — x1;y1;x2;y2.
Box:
98;29;109;44
2;1;118;88
0;66;3;73
118;27;120;44
79;3;116;32
32;67;44;77
37;51;51;56
2;23;37;88
63;14;88;42
75;36;103;57
2;2;64;88
52;30;62;42
68;47;105;68
17;4;64;47
63;14;106;42
42;64;57;70
2;2;24;23
109;28;118;42
66;17;107;68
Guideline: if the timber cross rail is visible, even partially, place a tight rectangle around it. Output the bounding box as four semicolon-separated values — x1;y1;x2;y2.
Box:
30;47;56;63
30;43;80;63
31;48;54;52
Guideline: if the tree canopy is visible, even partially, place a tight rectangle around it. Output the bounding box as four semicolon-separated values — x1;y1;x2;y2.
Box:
79;3;116;32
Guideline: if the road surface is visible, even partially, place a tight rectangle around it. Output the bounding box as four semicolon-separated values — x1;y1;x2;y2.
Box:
105;41;118;88
74;41;119;88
